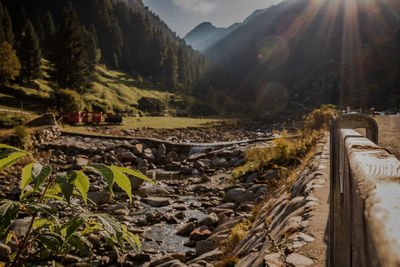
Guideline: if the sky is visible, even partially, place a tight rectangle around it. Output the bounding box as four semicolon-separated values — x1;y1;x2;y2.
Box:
142;0;284;37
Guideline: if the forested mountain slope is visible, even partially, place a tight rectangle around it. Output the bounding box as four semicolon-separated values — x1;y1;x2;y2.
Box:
191;0;400;111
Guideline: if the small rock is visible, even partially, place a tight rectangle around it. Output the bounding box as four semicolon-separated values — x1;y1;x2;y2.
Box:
149;253;186;267
143;148;155;161
128;253;151;262
74;155;89;167
137;158;149;170
264;253;284;267
286;253;313;266
197;213;218;227
10;217;31;237
156;144;167;159
88;191;112;205
190;226;212;241
143;197;171;207
116;151;136;162
133;144;144;155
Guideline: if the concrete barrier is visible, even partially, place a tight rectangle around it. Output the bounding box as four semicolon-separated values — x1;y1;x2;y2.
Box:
330;114;400;266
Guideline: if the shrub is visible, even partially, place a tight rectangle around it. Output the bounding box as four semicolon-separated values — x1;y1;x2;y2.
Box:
11;125;30;148
304;104;338;131
0;144;156;266
0;116;27;129
54;89;83;111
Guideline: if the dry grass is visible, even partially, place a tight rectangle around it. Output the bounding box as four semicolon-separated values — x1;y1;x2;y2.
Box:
216;221;251;267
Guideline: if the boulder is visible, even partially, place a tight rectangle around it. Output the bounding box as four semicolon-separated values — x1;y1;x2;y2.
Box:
26;113;58;127
188;249;223;264
176;222;196;237
195;240;216;255
235;191;256;204
224;187;247;202
211;157;228;168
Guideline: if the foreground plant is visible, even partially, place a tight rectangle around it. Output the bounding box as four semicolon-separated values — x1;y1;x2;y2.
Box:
0;144;156;266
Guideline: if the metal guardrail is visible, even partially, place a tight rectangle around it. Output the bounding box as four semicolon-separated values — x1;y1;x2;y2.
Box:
329;113;400;266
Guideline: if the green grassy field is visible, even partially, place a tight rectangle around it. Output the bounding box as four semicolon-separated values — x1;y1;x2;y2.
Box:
62;116;224;133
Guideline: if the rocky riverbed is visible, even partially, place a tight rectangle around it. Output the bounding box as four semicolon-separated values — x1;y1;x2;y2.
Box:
0;125;327;267
0;126;271;266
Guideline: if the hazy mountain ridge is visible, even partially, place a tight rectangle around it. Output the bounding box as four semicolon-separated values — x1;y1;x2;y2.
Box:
184;8;267;53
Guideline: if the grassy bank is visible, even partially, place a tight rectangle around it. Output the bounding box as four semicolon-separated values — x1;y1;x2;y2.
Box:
0;60;180;114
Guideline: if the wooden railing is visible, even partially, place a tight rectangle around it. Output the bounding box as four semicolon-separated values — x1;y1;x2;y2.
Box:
330;113;400;266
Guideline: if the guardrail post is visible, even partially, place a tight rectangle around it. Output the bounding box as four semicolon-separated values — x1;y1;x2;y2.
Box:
329;113;378;267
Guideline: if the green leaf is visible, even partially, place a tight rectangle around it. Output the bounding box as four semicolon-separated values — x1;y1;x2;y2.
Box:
37;232;64;252
56;172;77;205
113;166;156;186
0;200;21;237
95;213;127;251
32;164;52;192
0;151;28;172
86;164;114;195
0;149;18;159
61;214;88;241
25;203;57;218
32;218;53;232
69;233;92;257
20;163;34;193
122;224;140;251
0;144;20;150
110;166;132;203
74;171;89;205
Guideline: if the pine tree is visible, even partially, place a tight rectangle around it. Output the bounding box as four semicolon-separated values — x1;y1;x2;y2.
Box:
42;11;56;58
177;46;192;94
162;46;178;92
0;4;14;45
50;4;92;92
17;19;42;82
0;41;21;85
83;26;99;72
